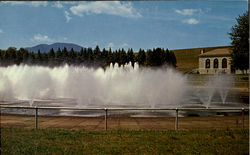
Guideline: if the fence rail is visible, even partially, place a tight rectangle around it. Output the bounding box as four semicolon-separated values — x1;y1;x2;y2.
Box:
0;105;249;130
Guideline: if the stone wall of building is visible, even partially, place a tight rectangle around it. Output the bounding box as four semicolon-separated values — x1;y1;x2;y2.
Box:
199;56;231;74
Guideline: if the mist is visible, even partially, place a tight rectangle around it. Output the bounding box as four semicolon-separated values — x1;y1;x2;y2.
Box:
0;63;188;108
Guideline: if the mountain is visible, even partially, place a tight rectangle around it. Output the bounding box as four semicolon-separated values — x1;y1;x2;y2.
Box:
25;43;84;53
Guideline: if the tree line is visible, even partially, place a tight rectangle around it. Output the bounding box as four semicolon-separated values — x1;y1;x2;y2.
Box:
0;46;177;68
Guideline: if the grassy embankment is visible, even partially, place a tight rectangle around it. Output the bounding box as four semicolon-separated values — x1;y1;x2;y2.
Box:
172;46;230;72
1;127;248;154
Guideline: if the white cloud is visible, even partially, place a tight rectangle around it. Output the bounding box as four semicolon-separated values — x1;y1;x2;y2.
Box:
62;2;78;5
31;34;69;43
107;42;114;48
2;1;47;7
121;43;129;48
183;18;199;24
175;9;200;16
70;1;141;18
31;2;47;7
2;1;26;5
32;34;54;43
52;1;63;8
65;11;72;23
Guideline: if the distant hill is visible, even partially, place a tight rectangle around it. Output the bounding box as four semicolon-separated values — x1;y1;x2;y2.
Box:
171;46;231;72
25;43;84;53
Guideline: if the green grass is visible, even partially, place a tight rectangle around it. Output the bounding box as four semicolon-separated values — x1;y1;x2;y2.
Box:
1;127;249;154
186;74;249;87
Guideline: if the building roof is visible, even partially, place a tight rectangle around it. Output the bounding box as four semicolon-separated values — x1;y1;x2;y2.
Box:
199;48;231;57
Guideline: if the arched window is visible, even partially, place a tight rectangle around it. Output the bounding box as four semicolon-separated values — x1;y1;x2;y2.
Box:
213;59;218;68
222;58;227;68
205;59;210;68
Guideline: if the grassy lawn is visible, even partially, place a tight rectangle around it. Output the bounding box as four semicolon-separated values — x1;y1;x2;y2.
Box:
186;74;249;87
1;127;248;154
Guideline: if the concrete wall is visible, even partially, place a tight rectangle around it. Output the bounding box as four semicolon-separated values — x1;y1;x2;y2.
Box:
199;56;231;74
235;69;249;74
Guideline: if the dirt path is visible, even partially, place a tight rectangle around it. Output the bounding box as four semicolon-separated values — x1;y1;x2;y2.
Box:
1;114;249;130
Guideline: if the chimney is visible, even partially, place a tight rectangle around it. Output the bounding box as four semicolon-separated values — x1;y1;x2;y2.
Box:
201;49;204;54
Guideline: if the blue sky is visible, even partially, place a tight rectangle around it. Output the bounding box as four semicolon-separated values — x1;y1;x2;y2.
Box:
0;1;248;51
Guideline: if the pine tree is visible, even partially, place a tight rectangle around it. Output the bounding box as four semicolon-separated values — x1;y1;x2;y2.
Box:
15;49;23;65
42;53;49;65
37;49;43;64
127;48;135;65
62;47;68;63
165;49;171;64
136;48;146;66
83;48;88;61
69;48;76;64
169;51;177;67
22;49;29;64
30;51;36;64
119;48;127;65
107;48;113;65
146;49;153;66
87;47;93;61
102;48;108;66
0;50;2;61
93;45;101;62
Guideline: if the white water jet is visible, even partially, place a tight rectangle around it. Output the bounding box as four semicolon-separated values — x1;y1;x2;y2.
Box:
0;63;188;108
214;74;233;104
197;74;234;108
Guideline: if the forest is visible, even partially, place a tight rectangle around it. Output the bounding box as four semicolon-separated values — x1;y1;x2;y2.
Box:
0;46;177;68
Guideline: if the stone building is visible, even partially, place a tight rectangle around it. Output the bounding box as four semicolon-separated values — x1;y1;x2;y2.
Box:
199;48;232;74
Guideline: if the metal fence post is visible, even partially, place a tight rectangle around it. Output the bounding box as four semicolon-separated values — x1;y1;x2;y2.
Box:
175;108;178;130
105;108;108;130
242;108;244;129
35;107;38;129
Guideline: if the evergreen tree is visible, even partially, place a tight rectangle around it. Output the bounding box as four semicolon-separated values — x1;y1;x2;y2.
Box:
127;48;135;65
229;11;249;72
86;47;93;66
164;49;171;64
0;50;2;61
119;48;127;65
56;48;62;59
169;51;177;67
37;49;43;64
93;45;101;62
107;48;113;65
48;48;55;60
54;48;62;65
146;49;153;66
5;47;17;64
113;50;120;64
102;48;108;66
150;48;163;66
43;53;49;65
30;51;36;64
136;48;146;66
62;47;68;63
69;48;76;64
79;48;84;61
22;49;29;64
15;49;23;65
83;48;88;61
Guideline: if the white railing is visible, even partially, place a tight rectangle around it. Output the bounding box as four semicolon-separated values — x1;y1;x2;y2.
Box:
0;105;248;130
